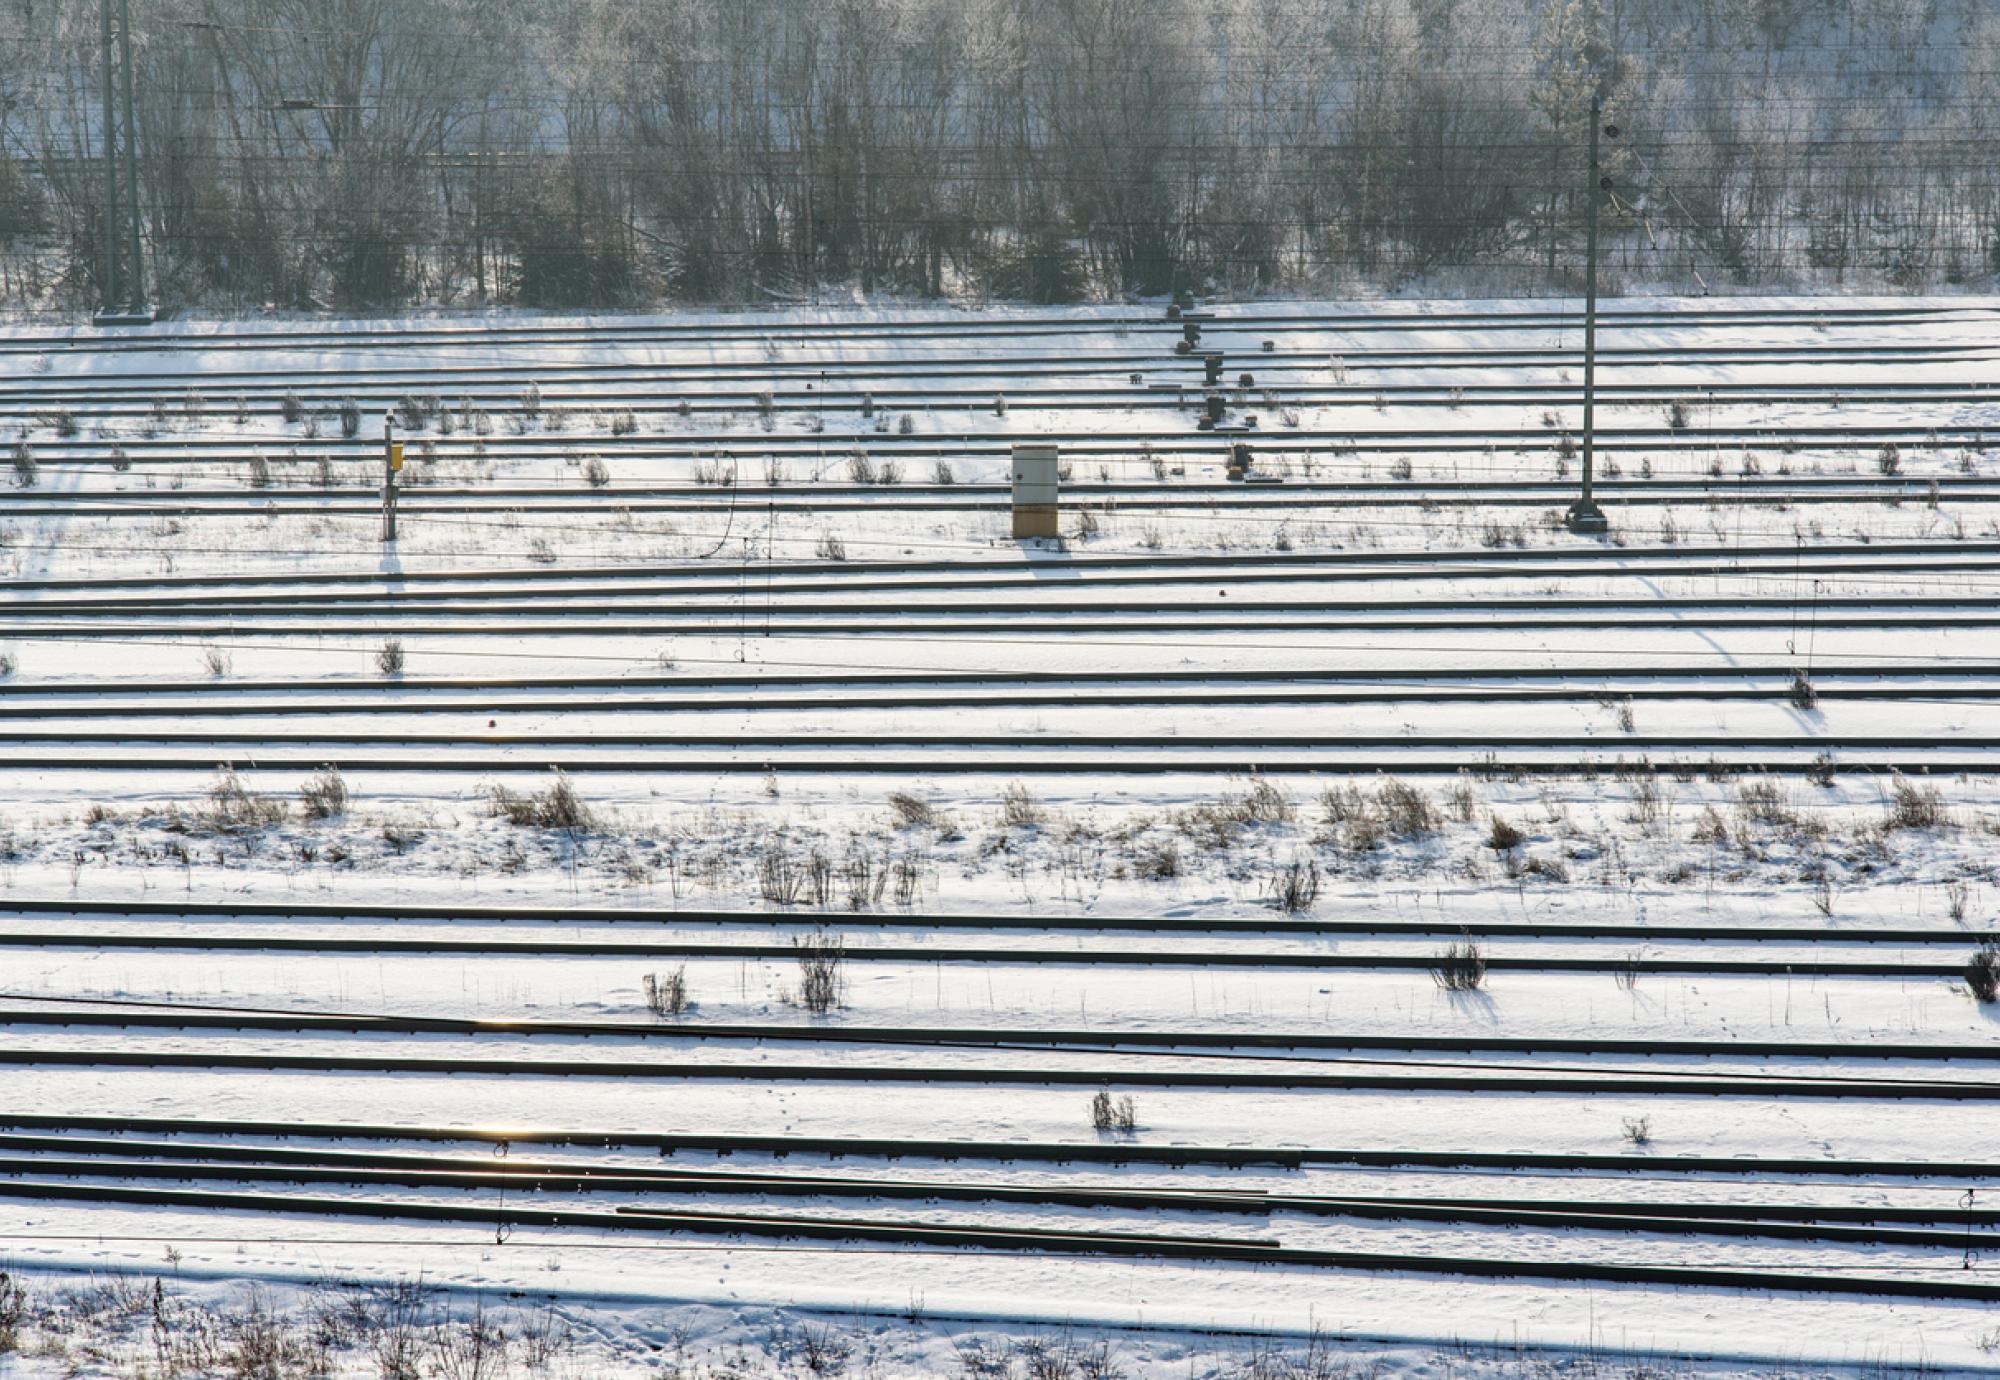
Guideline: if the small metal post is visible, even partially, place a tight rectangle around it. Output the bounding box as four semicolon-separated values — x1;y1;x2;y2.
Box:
1567;95;1610;536
382;415;398;543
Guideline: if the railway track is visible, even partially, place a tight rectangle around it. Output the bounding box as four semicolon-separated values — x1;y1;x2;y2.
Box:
0;931;1985;977
6;479;1997;519
11;418;2000;467
3;1137;2000;1255
4;606;1992;637
12;1174;2000;1302
3;999;1996;1063
0;895;1984;942
1;1110;1987;1177
7;300;1984;355
5;678;1996;720
2;1042;1998;1098
3;537;1989;594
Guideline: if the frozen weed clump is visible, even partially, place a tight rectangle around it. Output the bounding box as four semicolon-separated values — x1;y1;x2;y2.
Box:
9;443;34;487
201;643;233;678
643;966;689;1018
583;457;610;487
338;397;362;438
1622;1115;1653;1146
1431;939;1488;991
1485;814;1524;852
1178;776;1292;847
299;765;349;820
1266;857;1321;913
207;767;288;832
1789;669;1818;711
1089;1087;1137;1134
1883;772;1949;831
886;791;937;828
376;637;406;675
999;781;1047;828
488;769;593;832
792;926;846;1012
1133;837;1181;879
815;532;847;561
1965;946;2000;1003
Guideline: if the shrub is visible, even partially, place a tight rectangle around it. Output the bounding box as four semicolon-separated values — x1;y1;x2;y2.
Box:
339;397;362;438
1267;858;1321;913
488;770;593;831
207;767;288;832
999;781;1046;828
1089;1088;1137;1134
1789;670;1817;711
1376;777;1439;836
815;532;847;561
280;391;304;424
1877;442;1901;476
643;966;689;1018
1133;838;1181;879
299;766;349;820
0;1270;27;1354
1431;939;1488;991
1485;815;1524;852
583;458;609;487
1622;1115;1652;1146
9;443;33;487
1884;773;1948;831
1664;400;1690;430
202;643;232;677
793;926;845;1012
1967;947;2000;1003
886;791;936;828
376;638;405;675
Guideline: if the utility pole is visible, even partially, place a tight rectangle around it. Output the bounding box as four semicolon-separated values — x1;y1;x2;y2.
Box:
382;414;401;543
1566;94;1612;536
95;0;152;325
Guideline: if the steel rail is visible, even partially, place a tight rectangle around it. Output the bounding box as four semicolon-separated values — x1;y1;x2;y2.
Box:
7;611;1996;636
0;751;1981;776
9;681;1999;721
0;932;1979;976
0;1045;1995;1096
0;662;1992;701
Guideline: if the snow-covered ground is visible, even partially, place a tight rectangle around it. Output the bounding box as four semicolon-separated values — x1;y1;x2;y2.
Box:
3;298;1999;1380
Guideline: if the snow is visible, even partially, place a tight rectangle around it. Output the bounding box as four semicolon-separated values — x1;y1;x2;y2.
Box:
1;296;1999;1378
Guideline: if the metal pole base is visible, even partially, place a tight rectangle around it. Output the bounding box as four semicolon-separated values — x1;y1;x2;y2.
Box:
1565;500;1610;535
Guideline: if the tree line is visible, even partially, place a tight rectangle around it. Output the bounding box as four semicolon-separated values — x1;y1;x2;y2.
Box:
0;0;1992;312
